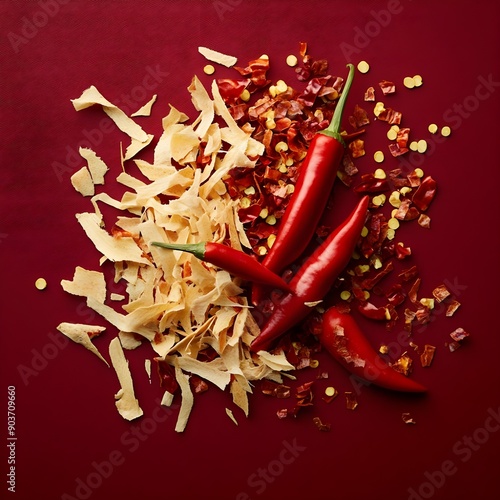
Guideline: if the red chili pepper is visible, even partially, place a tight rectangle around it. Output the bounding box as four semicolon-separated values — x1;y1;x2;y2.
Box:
250;195;369;353
151;241;292;292
252;63;356;305
319;307;426;393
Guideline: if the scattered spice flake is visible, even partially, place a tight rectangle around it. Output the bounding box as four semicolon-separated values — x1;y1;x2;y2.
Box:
350;104;370;128
109;337;144;421
57;322;109;366
446;300;461;317
225;408;239;426
420;344;436;367
378;107;402;124
447;341;462;352
313;417;331;432
174;361;194;433
345;392;358;410
198;46;237;67
432;284;451;303
391;353;413;376
402;412;417;425
277;408;289;419
131;94;157;117
450;327;469;342
348;138;365;158
379;80;396;95
364;86;375;101
418;213;431;228
296;381;314;407
388;142;409;157
261;380;291;398
399;265;419;282
71;167;94;196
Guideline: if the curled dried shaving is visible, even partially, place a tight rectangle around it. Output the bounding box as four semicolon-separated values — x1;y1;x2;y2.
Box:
61;76;292;430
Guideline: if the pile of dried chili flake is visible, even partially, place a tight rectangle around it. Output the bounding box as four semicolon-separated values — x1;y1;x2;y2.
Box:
214;44;468;428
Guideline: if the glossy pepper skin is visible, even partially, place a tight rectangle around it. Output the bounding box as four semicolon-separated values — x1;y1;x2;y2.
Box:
320;307;427;393
151;241;292;292
252;63;356;305
250;195;369;353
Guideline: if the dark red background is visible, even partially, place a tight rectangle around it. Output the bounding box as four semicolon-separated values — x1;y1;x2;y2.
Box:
2;1;500;499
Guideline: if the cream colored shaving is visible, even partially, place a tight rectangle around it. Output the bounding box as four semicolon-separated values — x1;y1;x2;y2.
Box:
60;75;294;431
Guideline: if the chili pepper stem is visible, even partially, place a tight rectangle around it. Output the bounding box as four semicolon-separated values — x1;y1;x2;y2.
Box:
151;241;206;260
320;63;355;145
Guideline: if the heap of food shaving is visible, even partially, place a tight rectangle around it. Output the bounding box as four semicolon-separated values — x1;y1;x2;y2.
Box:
57;54;296;432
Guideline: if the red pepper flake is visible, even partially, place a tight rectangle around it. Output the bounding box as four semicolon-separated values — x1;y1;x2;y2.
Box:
379;80;396;95
395;242;412;259
415;305;432;325
404;308;417;331
408;277;421;303
450;327;469;342
190;375;209;394
345;392;358;410
277;408;289;419
378;107;402;124
388;142;409;157
412;176;437;211
348;138;366;158
261;380;291;398
313;416;331;432
350;104;370;128
418;213;431;228
447;341;462;352
364;86;375;101
402;412;417;425
295;381;314;407
446;300;461;317
420;344;436;367
394;199;411;220
396;127;410;149
399;265;419;282
432;284;451;303
391;353;413;376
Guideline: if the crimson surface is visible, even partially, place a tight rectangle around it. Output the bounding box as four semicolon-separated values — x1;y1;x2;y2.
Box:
2;1;500;500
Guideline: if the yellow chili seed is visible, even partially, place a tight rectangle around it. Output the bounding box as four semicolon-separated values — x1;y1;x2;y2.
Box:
428;123;438;134
266;214;277;225
240;197;251;208
441;126;451;137
417;139;428;153
409;141;419;151
203;64;215;75
361;226;369;237
414;167;424;177
389;190;401;208
325;387;337;397
388;217;400;229
35;277;47;290
267;234;276;248
379;345;389;354
387;128;398;141
387;228;396;240
403;76;415;89
257;246;267;256
357;60;370;73
374;102;385;116
413;74;423;87
275;141;288;153
276;80;288;94
240;89;251;102
363;290;370;300
374;168;386;179
244;186;256;195
310;359;319;369
340;291;351;301
286;54;298;67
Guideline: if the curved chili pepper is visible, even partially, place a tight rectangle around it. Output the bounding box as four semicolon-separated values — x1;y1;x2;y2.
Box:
151;241;292;292
252;63;356;305
250;195;369;353
319;306;426;393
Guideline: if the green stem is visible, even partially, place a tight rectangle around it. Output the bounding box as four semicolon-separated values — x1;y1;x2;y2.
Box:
320;63;355;145
151;241;206;260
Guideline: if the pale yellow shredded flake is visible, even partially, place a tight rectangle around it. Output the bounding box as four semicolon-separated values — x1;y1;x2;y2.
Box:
57;322;109;366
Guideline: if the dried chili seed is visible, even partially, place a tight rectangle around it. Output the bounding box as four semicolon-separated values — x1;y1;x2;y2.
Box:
357;60;370;73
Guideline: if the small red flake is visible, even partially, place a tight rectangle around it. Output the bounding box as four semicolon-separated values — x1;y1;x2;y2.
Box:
378;107;402;124
364;86;375;101
345;392;358;410
388;143;409;157
446;300;461;317
418;213;431;228
450;327;469;342
432;284;451;303
261;380;291;398
391;353;413;376
420;345;436;367
277;409;288;419
379;80;396;95
349;138;365;158
350;104;370;128
447;341;462;352
402;413;416;425
313;417;331;432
